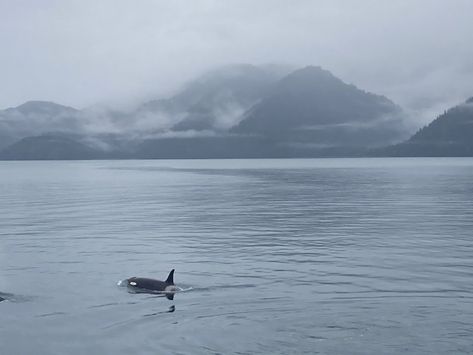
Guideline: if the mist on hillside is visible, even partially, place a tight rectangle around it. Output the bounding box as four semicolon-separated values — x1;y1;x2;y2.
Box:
1;1;473;121
1;1;473;159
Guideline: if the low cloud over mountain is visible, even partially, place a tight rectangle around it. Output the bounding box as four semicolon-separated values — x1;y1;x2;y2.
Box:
2;64;469;159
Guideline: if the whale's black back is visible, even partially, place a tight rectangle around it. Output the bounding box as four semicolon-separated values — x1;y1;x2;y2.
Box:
127;277;167;291
126;269;175;300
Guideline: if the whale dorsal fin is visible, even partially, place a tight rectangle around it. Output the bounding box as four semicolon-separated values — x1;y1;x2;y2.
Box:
165;269;175;284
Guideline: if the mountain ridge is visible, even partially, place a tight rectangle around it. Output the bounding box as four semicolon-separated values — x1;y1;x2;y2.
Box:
7;64;471;159
374;98;473;156
231;66;408;148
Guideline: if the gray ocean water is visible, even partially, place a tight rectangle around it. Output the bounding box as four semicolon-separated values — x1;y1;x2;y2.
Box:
1;158;473;354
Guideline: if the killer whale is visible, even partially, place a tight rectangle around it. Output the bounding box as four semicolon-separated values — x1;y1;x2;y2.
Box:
126;269;177;300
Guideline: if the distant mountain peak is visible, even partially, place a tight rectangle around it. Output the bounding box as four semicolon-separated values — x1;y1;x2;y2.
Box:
231;65;406;148
288;65;334;76
280;66;341;85
8;101;78;114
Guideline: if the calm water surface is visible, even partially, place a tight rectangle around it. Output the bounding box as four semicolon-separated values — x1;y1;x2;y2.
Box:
1;158;473;354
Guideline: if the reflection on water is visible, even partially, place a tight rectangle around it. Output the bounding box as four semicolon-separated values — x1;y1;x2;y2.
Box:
1;158;473;354
143;305;176;316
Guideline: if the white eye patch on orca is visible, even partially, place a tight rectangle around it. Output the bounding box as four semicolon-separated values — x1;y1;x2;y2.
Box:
130;281;137;286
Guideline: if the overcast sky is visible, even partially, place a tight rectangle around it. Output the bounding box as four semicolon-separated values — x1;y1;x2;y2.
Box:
1;0;472;123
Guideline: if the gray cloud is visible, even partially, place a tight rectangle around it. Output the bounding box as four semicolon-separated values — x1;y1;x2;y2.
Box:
1;0;473;124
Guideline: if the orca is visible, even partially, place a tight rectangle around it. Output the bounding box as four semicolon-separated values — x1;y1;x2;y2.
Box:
0;296;4;302
126;269;177;300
